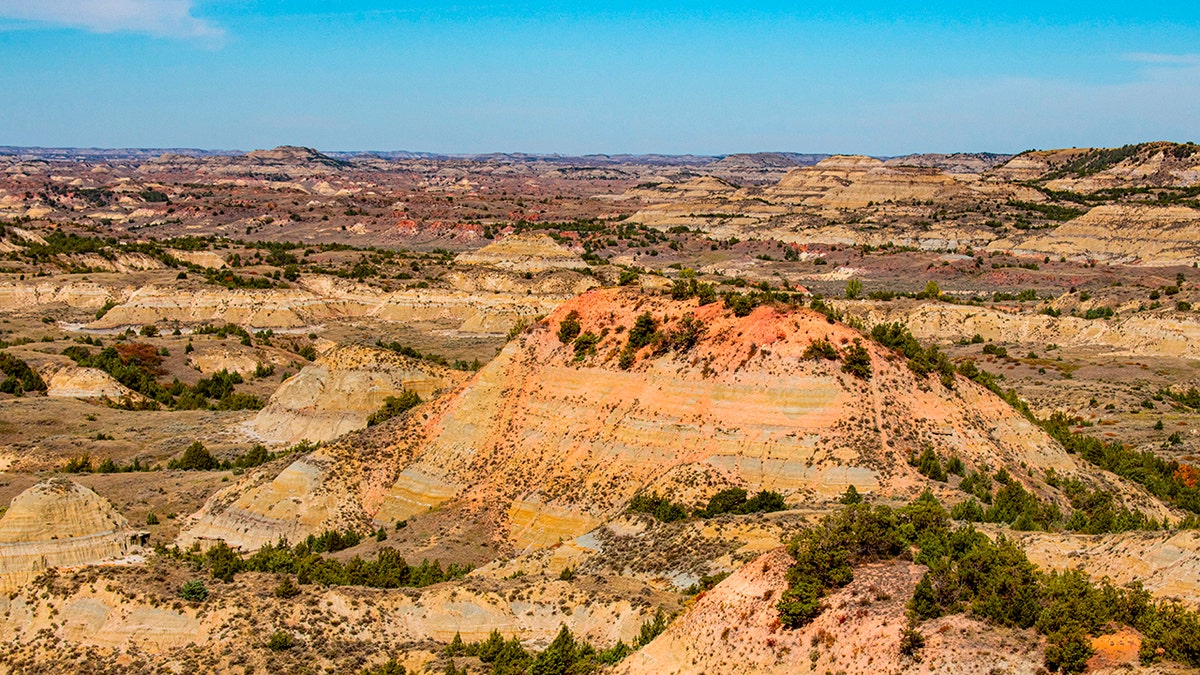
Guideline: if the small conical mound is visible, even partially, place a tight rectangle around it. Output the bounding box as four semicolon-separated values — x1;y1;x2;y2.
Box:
0;477;128;543
0;478;137;591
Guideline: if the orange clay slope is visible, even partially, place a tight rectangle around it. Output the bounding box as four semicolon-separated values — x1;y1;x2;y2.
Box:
179;287;1171;552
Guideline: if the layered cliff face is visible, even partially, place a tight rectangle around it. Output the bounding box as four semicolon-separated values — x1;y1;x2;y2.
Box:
88;280;568;335
0;563;672;672
454;232;587;272
0;478;139;592
766;156;969;208
180;288;1157;554
857;301;1200;360
249;344;467;445
994;204;1200;266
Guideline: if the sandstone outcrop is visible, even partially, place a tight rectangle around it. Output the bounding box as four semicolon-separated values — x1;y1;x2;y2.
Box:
41;362;142;401
0;566;670;670
1011;528;1200;607
0;478;140;592
88;281;566;335
249;344;466;445
614;549;1044;675
0;280;121;312
767;155;966;208
454;232;587;272
854;301;1200;360
994;204;1200;265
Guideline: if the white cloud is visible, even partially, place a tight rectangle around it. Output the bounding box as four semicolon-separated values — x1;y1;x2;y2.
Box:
1122;52;1200;66
0;0;222;41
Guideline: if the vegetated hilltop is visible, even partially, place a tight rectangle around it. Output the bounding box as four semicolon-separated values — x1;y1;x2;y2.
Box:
179;287;1170;555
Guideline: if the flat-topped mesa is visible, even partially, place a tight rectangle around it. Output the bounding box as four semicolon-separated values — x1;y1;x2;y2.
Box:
250;343;468;445
766;155;965;208
454;232;588;273
0;478;141;592
179;288;1163;553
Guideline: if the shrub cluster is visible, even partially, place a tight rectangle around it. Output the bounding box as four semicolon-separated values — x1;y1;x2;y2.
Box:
63;344;263;410
167;533;471;589
367;390;422;426
779;494;1200;673
0;352;46;396
376;340;481;371
870;322;955;387
629;488;786;523
445;610;671;674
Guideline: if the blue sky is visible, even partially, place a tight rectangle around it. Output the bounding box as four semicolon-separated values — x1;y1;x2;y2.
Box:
0;1;1198;154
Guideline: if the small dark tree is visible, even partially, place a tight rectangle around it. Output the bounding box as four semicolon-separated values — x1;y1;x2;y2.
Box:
557;311;582;343
179;579;209;602
274;575;301;598
839;485;862;505
367;391;423;426
627;312;658;350
841;341;872;380
169;442;219;471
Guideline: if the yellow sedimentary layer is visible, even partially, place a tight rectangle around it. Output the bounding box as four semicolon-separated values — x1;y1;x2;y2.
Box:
0;478;138;592
182;289;1136;554
455;232;587;272
613;550;1045;674
995;204;1200;265
42;363;139;400
88;283;568;335
250;344;465;445
175;458;338;551
857;302;1200;360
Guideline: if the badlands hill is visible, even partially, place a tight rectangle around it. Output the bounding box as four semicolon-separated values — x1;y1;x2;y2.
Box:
179;288;1166;554
454;232;587;272
613;549;1047;675
0;478;141;592
624;142;1200;264
250;343;467;445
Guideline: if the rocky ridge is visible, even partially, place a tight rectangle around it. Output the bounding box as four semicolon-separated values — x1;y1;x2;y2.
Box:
178;288;1170;555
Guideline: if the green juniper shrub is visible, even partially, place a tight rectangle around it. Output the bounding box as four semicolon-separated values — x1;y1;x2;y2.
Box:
168;442;219;471
627;492;688;523
626;312;658;350
557;311;582;343
802;338;839;361
367;390;422;426
910;447;947;482
572;332;600;361
840;341;872;380
266;630;295;651
839;485;863;504
179;579;208;602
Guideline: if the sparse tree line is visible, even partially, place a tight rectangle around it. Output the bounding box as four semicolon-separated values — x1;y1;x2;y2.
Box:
167;531;471;590
438;607;671;675
628;487;786;523
61;342;264;411
62;440;316;474
375;339;482;371
556;309;706;370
